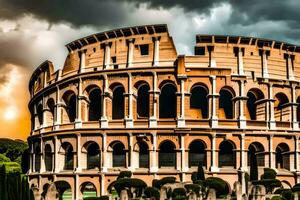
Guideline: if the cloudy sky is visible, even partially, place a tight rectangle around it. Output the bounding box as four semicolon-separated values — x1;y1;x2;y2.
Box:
1;0;300;139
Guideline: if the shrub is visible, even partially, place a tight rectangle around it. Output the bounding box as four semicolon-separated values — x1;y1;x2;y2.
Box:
153;177;176;189
84;196;110;200
144;187;160;200
113;178;147;195
185;184;201;193
270;196;283;200
118;171;132;179
196;163;205;181
252;179;281;194
173;196;187;200
0;154;10;163
172;188;186;198
293;184;300;192
205;177;229;197
261;168;277;180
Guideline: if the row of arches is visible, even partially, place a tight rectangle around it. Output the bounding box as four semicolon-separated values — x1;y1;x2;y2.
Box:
33;140;291;172
35;81;300;127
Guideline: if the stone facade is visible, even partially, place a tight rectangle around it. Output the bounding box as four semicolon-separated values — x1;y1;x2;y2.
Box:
28;24;300;199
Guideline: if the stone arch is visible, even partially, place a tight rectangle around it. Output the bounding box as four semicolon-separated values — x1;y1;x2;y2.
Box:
276;143;290;170
247;88;265;120
274;92;289;122
188;139;207;167
248;142;265;167
54;181;72;200
80;182;97;199
137;141;149;168
111;84;125;119
281;180;292;189
60;142;74;170
190;83;209;119
135;81;150;118
158;140;176;168
108;141;126;167
46;98;55;126
44;144;53;172
159;82;177;118
37;103;43;127
219;86;235;119
84;85;102;121
82;141;101;170
296;96;300;122
219;140;236;168
34;144;41;172
62;90;77;123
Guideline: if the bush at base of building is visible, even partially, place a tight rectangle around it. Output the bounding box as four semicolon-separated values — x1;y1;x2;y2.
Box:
204;177;230;197
152;177;176;189
252;168;281;194
144;187;160;200
84;196;109;200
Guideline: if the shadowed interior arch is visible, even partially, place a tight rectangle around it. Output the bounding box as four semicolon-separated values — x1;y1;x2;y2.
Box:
86;142;100;170
247;89;264;120
61;142;74;170
190;85;209;119
219;140;235;167
276;143;290;170
112;141;126;167
138;142;149;168
159;83;177;118
219;88;234;119
189;140;206;167
112;86;125;119
248;142;265;167
88;87;102;121
159;140;176;167
44;144;53;171
62;91;77;122
137;84;150;118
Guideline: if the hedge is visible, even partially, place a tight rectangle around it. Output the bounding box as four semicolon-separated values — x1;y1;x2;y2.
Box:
144;187;160;200
153;177;176;189
185;184;201;194
84;196;109;200
117;171;132;179
261;168;277;180
113;178;147;195
292;184;300;192
204;177;229;197
172;188;186;198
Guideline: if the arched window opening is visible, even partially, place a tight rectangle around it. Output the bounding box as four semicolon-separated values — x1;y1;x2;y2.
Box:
139;142;149;168
44;144;53;172
159;83;177;118
219;88;234;119
34;146;41;172
274;93;289;121
63;91;77;122
37;104;43;126
248;142;265;167
81;182;97;199
112;142;126;167
54;181;72;200
87;143;100;170
219;141;235;167
190;85;209;119
297;97;300;122
62;143;74;170
247;89;264;120
47;98;55;122
159;141;176;168
189;140;206;167
112;86;125;119
137;84;150;118
88;88;102;121
276;143;290;170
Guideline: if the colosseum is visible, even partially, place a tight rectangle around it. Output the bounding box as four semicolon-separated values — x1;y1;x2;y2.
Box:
27;24;300;199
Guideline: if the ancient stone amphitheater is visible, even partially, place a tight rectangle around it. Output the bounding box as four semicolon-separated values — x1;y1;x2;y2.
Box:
28;24;300;199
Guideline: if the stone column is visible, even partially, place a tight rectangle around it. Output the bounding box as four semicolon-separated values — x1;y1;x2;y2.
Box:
125;74;134;128
43;71;48;88
180;134;188;172
29;142;33;173
177;78;186;128
150;133;158;172
284;53;295;80
237;80;247;129
79;49;87;73
295;136;299;172
149;72;158;127
292;86;299;130
153;36;161;66
54;136;59;173
126;39;135;68
104;42;112;69
268;83;276;129
40;139;45;173
54;86;61;130
74;174;79;200
209;76;218;128
260;49;269;78
210;133;219;172
100;75;109;128
100;174;105;195
102;133;108;172
234;47;244;75
269;135;276;169
128;133;135;171
239;134;247;171
208;46;216;68
75;79;83;128
76;134;82;172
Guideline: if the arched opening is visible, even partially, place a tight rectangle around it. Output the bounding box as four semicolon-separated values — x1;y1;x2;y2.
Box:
34;145;41;172
274;93;289;121
137;84;150;118
219;88;234;119
159;140;176;168
62;91;77;122
248;142;265;167
112;86;125;119
247;89;264;120
87;142;100;170
189;140;206;167
88;88;102;121
190;85;209;119
159;83;177;118
112;142;126;167
44;144;53;171
276;143;290;170
61;142;74;170
297;96;300;122
138;142;149;168
219;140;235;168
81;182;97;199
55;181;72;200
47;98;55;124
37;104;43;126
